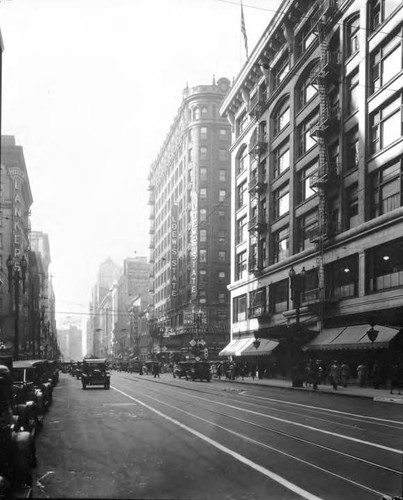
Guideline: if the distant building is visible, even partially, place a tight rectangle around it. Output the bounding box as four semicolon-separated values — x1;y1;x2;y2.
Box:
148;77;232;362
58;324;82;360
219;0;403;371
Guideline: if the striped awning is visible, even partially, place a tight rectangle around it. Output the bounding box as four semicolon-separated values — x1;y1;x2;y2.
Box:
218;337;254;357
303;324;400;351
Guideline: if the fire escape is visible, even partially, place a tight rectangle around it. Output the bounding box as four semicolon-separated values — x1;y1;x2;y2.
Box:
247;124;268;274
306;2;340;326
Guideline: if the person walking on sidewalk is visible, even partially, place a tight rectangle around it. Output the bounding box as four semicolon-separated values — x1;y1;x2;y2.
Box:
390;361;402;395
340;361;350;387
329;360;340;390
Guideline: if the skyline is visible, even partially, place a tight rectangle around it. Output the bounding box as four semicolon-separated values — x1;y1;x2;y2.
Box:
0;0;280;329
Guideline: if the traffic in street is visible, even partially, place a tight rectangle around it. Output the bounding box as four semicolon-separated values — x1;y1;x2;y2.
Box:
32;370;403;499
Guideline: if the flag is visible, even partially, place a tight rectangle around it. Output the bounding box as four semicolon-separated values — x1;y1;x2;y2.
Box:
241;1;248;59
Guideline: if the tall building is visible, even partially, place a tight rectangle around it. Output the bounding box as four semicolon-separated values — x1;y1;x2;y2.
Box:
0;136;33;357
219;0;403;372
148;77;232;361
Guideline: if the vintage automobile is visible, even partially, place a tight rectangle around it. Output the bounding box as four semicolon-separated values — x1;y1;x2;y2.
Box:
189;361;212;382
0;363;36;491
60;362;71;374
81;359;110;389
12;360;52;417
174;361;195;380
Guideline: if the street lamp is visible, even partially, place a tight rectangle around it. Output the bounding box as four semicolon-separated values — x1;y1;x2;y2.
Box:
190;308;207;359
289;266;305;330
7;254;27;361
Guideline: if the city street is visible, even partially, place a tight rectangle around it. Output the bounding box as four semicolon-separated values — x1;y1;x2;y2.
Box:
32;372;403;499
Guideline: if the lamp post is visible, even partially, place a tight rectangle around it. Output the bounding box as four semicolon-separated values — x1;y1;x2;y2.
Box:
7;254;27;361
190;308;206;359
289;266;305;331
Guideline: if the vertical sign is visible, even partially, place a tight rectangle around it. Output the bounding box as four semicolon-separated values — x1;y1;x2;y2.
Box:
190;191;198;301
171;204;178;300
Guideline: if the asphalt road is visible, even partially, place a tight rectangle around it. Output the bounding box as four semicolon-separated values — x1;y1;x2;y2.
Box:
31;372;403;499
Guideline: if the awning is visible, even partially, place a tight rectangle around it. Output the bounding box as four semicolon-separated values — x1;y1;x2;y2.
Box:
218;337;254;357
303;324;400;351
240;339;279;357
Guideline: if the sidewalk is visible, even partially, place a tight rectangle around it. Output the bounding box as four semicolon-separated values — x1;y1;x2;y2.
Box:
215;375;403;404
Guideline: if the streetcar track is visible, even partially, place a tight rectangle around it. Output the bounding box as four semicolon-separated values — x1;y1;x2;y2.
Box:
113;384;390;499
132;381;402;476
115;374;402;455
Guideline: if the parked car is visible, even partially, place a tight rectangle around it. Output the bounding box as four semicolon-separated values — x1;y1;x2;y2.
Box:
81;359;110;389
0;363;36;491
189;361;211;382
12;360;52;415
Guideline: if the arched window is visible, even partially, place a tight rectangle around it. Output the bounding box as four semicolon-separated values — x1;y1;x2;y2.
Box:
271;97;290;137
193;107;200;120
346;14;360;58
236;145;248;176
296;63;319;110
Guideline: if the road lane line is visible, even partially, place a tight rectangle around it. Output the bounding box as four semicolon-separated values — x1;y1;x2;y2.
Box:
158;385;403;455
112;386;323;500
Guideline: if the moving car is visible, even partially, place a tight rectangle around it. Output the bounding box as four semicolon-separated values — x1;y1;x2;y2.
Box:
174;361;194;380
81;359;110;389
189;361;211;382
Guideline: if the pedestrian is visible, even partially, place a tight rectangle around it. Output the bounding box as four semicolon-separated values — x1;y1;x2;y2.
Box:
372;361;381;389
329;360;340;390
216;364;222;380
311;360;321;390
356;362;366;387
152;362;160;378
139;364;143;376
250;365;256;381
340;361;350;388
390;361;402;395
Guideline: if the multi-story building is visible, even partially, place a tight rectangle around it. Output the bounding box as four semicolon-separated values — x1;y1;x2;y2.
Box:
0;136;33;358
220;0;403;373
57;325;82;360
148;77;232;361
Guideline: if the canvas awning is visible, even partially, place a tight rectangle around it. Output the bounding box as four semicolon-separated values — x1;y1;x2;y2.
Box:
303;324;400;351
240;339;279;357
218;337;254;357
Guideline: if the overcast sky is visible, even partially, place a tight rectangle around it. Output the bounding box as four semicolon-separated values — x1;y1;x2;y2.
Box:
0;0;280;329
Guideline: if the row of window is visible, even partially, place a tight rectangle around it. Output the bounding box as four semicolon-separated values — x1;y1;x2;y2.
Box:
233;236;403;322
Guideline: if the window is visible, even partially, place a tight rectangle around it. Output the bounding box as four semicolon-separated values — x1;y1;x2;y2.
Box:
297;23;316;55
236;112;248;136
273;227;289;263
297;75;318;109
236;216;247;245
372;32;402;93
274;52;290;88
270;279;288;313
200;188;207;200
218;271;226;282
249;288;267;318
200;249;207;262
237;181;247;209
273;142;290;178
347;183;359;229
200;208;207;221
219;169;226;182
299;161;318;201
297;113;318;157
219;189;226;202
236;251;247;280
200;229;207;242
370;0;401;32
188;148;192;162
233;295;247;322
297;210;317;252
219;149;228;161
219;128;227;138
367;237;403;292
218;209;226;220
218;231;227;243
200;146;208;160
201;106;208;116
200;167;207;181
237;148;248;175
199;269;207;283
218;250;226;262
273;100;290;136
218;292;226;304
194;108;200;120
200;126;208;139
370;95;403;154
370;158;402;218
347;70;359;114
346;127;359;171
274;184;289;219
326;255;358;299
346;15;359;58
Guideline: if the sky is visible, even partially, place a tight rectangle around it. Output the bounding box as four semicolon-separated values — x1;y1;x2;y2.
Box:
0;0;280;331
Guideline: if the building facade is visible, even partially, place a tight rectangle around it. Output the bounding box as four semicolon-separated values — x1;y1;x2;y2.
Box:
148;77;232;361
220;0;403;373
